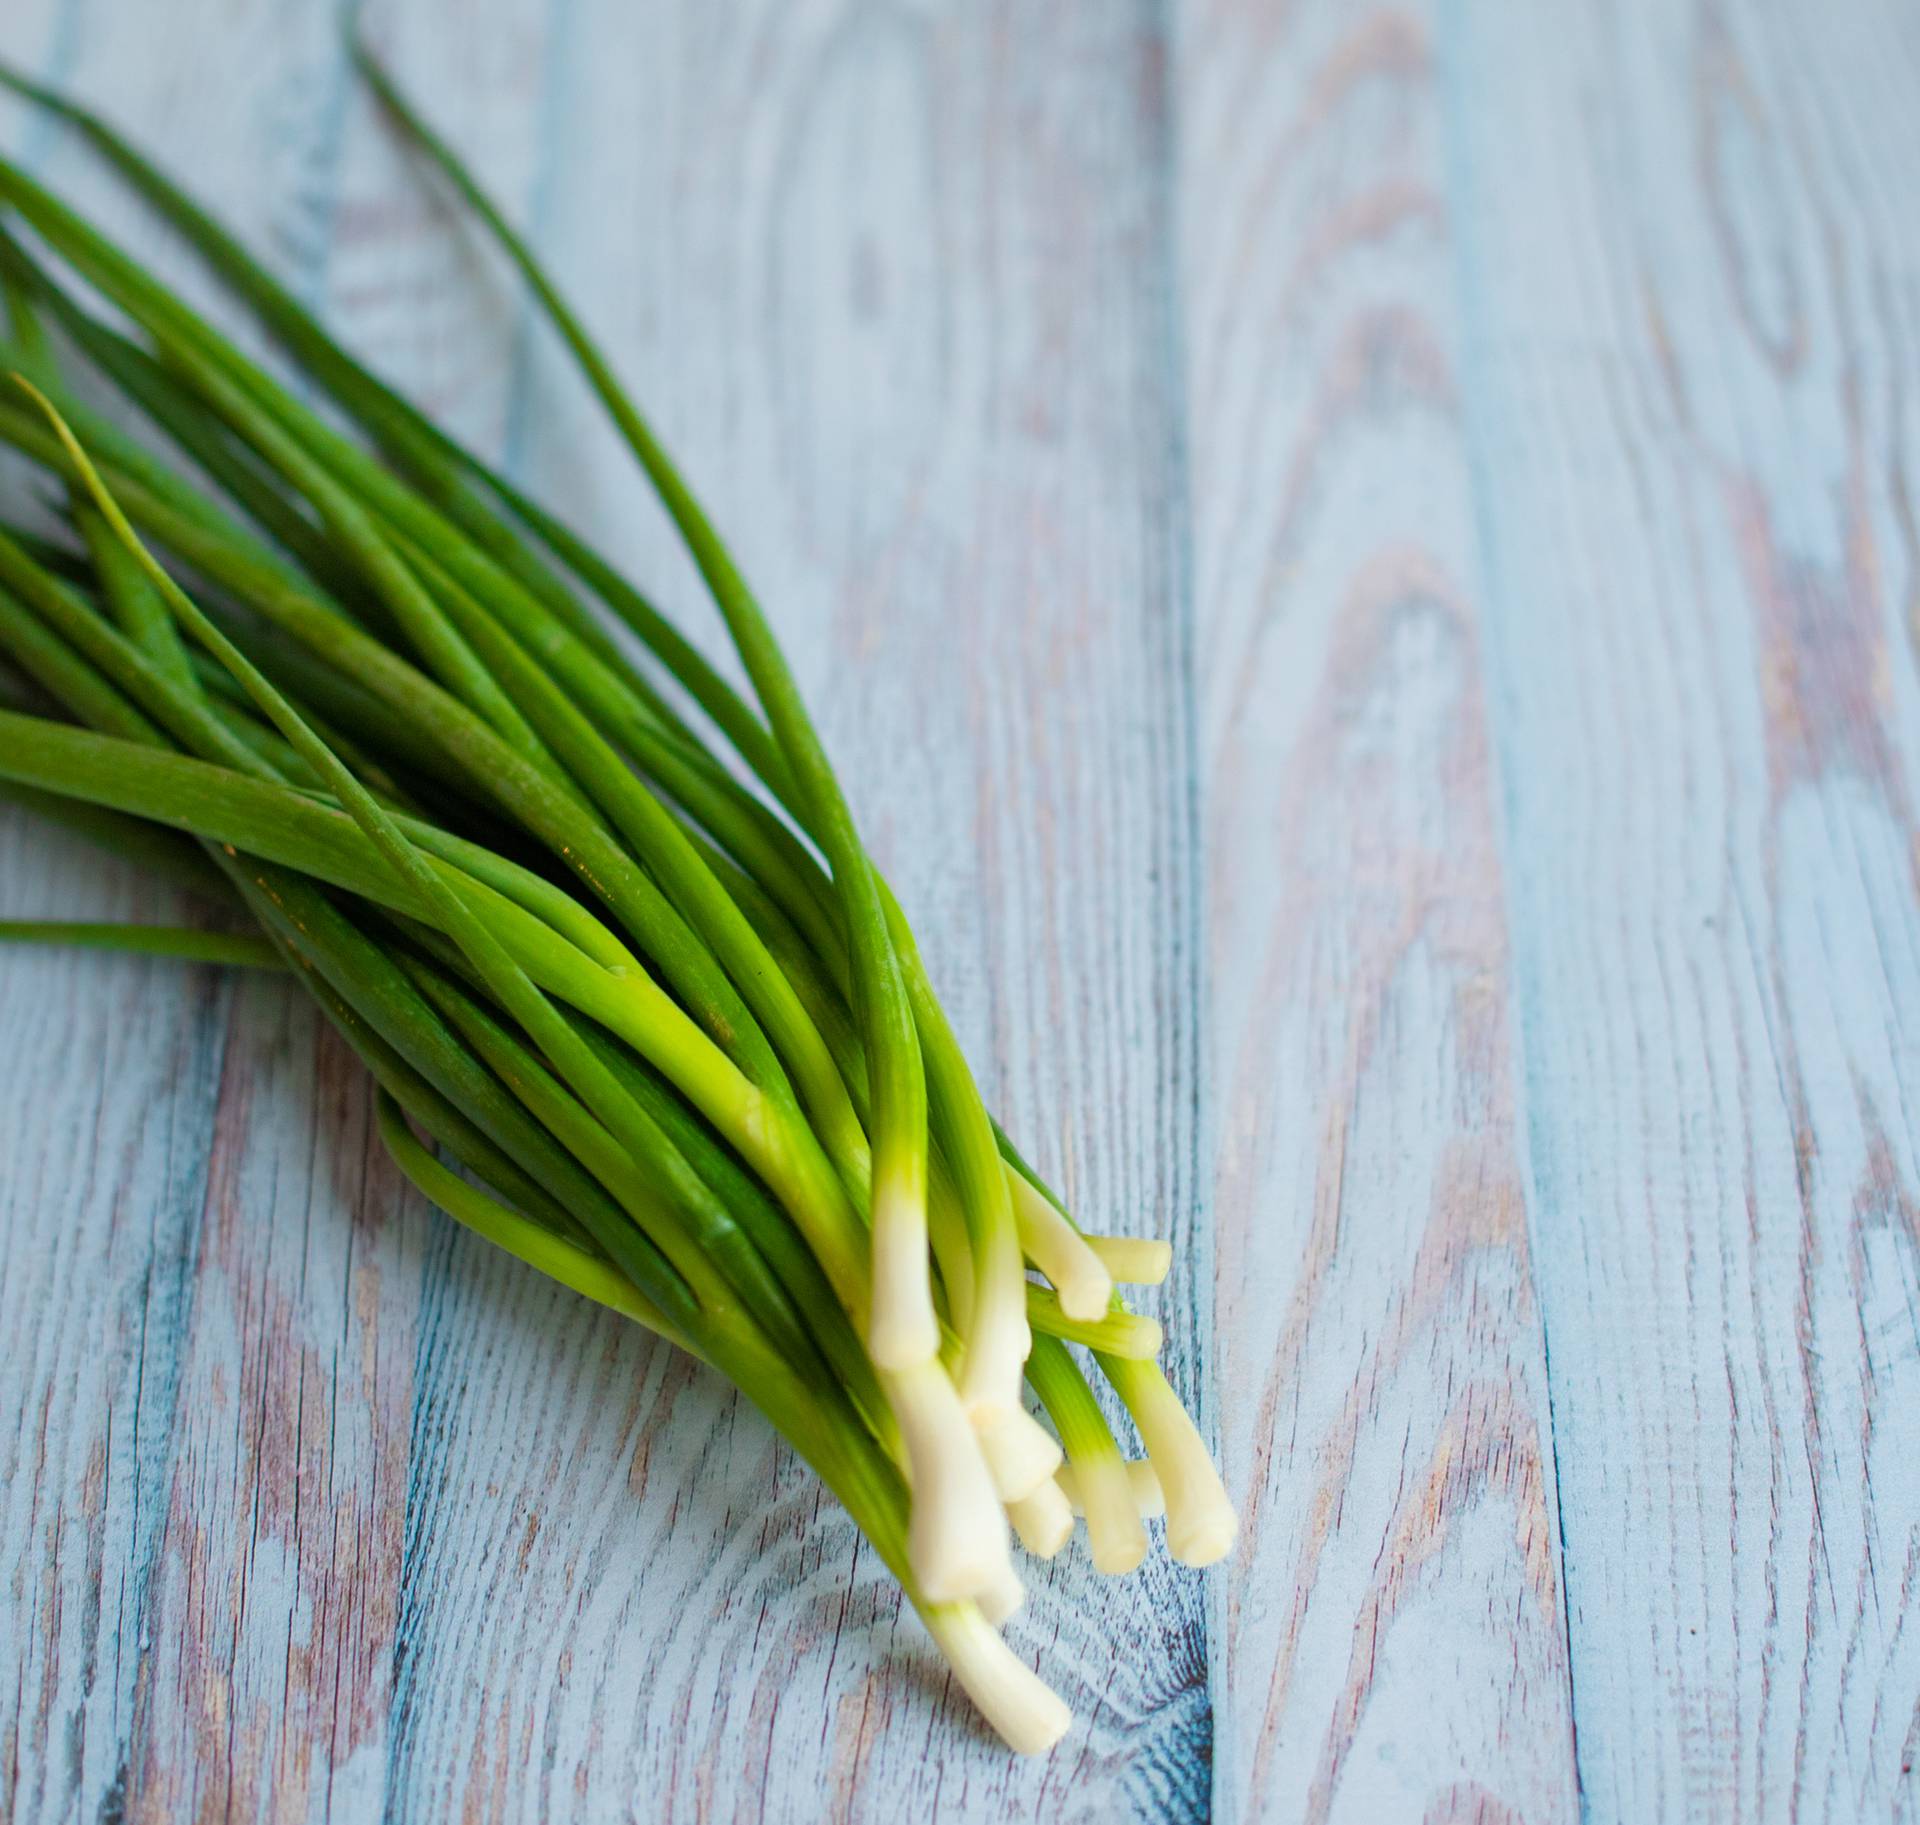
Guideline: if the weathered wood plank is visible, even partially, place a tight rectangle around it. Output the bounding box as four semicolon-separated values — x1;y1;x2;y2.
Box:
0;817;232;1825
330;0;1209;1816
16;0;1920;1817
1443;0;1920;1816
124;983;425;1825
6;0;1214;1815
0;9;426;1823
1175;2;1582;1819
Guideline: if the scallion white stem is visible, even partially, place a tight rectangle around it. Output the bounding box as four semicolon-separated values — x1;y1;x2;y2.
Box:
868;1164;942;1368
1082;1234;1173;1287
1007;1477;1073;1560
1102;1357;1237;1567
883;1357;1012;1603
920;1604;1071;1757
1007;1167;1112;1321
1058;1457;1163;1521
973;1402;1064;1504
976;1561;1026;1627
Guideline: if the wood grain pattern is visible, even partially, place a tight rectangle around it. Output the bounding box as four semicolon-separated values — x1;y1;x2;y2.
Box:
4;0;1208;1817
1178;3;1579;1818
5;0;1920;1817
2;10;421;1825
0;814;233;1824
125;985;423;1825
326;3;1209;1818
1444;0;1920;1816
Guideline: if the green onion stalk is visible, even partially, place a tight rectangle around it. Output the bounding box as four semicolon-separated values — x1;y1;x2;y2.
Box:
0;52;1232;1754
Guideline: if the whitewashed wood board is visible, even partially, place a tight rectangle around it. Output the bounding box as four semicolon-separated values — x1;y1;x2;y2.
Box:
1181;1;1579;1817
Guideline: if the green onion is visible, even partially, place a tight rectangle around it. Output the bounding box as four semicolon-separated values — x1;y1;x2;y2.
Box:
375;1088;696;1350
1082;1234;1174;1286
0;59;1233;1753
348;47;945;1376
1006;1477;1075;1561
0;919;277;968
1028;1335;1147;1576
1057;1458;1165;1522
1099;1356;1236;1569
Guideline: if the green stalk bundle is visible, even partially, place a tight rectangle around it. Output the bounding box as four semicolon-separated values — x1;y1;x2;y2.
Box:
0;51;1232;1753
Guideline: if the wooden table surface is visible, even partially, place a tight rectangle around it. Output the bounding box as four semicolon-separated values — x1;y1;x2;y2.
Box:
3;0;1918;1819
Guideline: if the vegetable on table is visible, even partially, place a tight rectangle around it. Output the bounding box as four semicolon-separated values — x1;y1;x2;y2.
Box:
0;47;1233;1755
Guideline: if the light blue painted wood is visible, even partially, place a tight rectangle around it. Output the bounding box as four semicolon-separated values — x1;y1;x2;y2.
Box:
0;812;233;1823
331;1;1211;1816
1;10;407;1824
1177;2;1580;1818
1443;0;1920;1817
5;0;1919;1818
2;0;1209;1817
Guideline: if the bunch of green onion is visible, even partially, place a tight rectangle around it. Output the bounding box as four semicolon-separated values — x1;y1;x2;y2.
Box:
0;50;1232;1754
